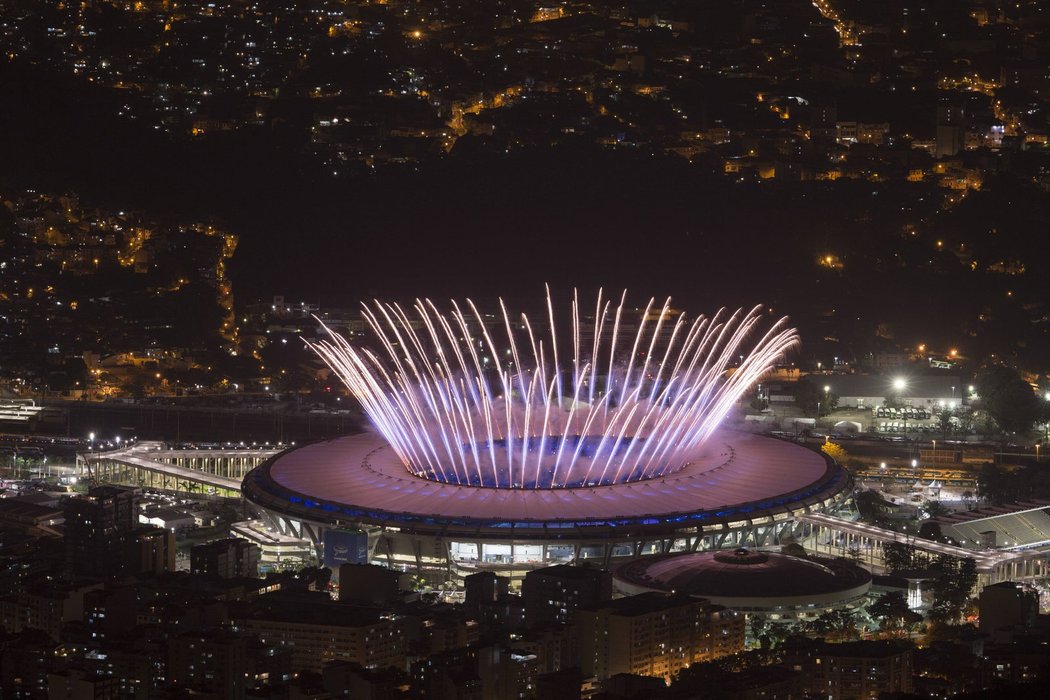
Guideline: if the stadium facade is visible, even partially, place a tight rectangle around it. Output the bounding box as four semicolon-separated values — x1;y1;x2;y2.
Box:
242;430;852;580
242;294;853;579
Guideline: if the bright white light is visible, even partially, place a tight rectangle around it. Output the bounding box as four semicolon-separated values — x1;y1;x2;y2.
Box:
308;290;799;489
893;378;907;391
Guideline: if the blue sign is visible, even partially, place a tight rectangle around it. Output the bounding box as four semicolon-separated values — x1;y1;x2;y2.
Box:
323;529;368;569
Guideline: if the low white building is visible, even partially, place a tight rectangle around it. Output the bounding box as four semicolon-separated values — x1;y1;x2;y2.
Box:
822;375;966;410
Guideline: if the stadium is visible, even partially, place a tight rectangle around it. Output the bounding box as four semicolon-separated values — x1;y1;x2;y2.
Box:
613;548;872;621
242;292;853;579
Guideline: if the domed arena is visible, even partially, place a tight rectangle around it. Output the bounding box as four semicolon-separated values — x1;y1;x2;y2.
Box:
613;548;872;620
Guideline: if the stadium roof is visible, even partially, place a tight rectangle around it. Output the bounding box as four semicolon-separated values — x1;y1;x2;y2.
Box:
258;430;833;523
614;548;871;599
936;501;1050;550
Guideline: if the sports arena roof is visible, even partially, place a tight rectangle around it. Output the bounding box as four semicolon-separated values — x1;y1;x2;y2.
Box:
246;430;841;532
935;501;1050;550
613;548;871;606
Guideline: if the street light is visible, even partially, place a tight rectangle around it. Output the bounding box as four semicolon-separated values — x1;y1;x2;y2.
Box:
819;385;831;421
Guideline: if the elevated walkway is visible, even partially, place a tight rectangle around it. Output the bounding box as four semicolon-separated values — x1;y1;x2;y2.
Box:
799;512;1048;585
80;441;279;496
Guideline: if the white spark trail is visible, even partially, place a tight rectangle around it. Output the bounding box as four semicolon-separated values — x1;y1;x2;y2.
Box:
306;291;798;488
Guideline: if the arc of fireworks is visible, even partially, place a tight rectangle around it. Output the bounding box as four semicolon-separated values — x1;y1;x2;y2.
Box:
306;290;799;489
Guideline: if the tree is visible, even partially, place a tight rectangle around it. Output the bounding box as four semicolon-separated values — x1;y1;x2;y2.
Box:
794;378;838;417
854;490;892;523
976;366;1040;434
805;609;859;642
918;521;944;542
922;500;950;518
765;622;792;648
832;609;861;641
977;462;1013;504
821;440;850;465
929;555;978;622
938;409;954;438
749;615;771;649
867;592;920;637
781;542;807;558
883;542;921;574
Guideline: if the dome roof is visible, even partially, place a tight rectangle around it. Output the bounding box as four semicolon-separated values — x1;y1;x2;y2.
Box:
614;548;871;601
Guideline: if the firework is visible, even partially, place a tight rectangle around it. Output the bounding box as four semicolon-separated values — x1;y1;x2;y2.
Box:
307;289;798;489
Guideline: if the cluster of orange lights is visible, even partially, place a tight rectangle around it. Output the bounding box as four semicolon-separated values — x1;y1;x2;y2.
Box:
918;344;958;358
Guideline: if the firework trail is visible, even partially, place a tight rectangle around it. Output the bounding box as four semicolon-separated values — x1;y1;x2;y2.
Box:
307;289;798;488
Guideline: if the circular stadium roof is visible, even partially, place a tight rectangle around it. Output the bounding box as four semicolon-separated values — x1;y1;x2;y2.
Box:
614;548;872;607
243;430;850;538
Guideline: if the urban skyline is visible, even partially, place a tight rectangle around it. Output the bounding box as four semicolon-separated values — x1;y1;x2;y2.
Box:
2;1;1050;699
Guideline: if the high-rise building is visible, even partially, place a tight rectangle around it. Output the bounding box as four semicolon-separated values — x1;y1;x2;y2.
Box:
522;565;612;627
576;593;744;682
166;630;248;699
47;669;122;699
125;527;176;576
239;592;412;673
936;100;966;158
338;563;414;604
63;486;174;578
191;538;261;579
412;644;537;700
0;582;102;641
464;571;508;607
979;581;1039;634
63;486;139;577
805;640;913;699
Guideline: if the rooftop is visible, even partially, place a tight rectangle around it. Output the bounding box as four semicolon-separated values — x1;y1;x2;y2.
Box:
582;591;710;617
253;430;840;527
614;548;871;599
822;374;964;398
